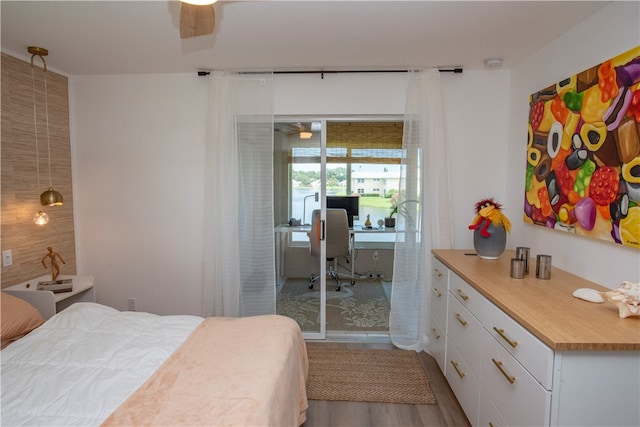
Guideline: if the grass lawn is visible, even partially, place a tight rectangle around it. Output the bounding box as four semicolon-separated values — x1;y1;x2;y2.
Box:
360;195;393;209
325;190;393;210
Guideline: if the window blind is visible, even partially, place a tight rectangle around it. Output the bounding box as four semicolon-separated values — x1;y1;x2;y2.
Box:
290;121;404;164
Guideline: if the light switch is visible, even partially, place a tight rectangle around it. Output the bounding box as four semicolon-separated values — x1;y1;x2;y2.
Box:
2;250;13;267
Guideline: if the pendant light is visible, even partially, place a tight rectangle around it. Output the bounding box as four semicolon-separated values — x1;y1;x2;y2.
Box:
299;124;313;139
30;46;63;210
181;0;217;5
34;211;50;225
30;47;49;225
40;187;64;206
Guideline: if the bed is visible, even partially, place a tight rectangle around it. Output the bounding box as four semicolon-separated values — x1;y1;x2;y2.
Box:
1;293;308;426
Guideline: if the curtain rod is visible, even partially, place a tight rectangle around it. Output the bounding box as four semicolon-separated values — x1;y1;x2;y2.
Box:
197;68;463;77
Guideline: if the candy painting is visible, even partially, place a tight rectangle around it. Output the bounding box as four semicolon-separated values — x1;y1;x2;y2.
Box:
525;46;640;249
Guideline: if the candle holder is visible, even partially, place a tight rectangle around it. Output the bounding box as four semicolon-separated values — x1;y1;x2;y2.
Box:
515;246;530;274
536;254;552;280
510;258;525;279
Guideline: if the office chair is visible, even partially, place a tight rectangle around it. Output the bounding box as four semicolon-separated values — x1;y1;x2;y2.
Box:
308;208;355;291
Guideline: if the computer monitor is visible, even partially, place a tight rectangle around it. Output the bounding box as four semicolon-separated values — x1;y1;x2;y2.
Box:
326;195;360;228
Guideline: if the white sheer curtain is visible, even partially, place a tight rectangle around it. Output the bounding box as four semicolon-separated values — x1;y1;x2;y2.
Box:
202;71;275;317
390;69;453;351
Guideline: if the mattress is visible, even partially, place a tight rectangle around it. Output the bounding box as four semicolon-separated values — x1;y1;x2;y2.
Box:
1;302;308;426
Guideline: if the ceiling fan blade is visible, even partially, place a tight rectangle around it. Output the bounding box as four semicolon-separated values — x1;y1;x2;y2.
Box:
180;3;215;39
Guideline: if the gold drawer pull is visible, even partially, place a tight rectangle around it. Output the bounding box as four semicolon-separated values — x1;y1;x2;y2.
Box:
432;287;443;298
455;288;469;301
431;328;441;340
493;327;519;348
489;423;495;427
450;360;465;379
454;313;468;326
492;358;515;384
434;268;443;277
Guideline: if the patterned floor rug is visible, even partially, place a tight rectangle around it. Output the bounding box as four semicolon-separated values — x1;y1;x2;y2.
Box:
276;279;390;333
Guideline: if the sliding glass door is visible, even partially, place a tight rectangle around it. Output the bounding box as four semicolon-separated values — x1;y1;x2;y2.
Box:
274;119;327;339
275;117;403;339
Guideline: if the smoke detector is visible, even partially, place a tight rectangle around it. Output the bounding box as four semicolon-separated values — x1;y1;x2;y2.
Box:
484;58;504;69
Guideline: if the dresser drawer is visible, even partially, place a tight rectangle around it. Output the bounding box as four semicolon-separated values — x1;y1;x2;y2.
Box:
479;391;507;427
482;330;551;427
448;295;484;377
483;301;554;389
429;319;447;375
431;256;449;289
450;272;485;320
447;340;480;427
430;279;448;330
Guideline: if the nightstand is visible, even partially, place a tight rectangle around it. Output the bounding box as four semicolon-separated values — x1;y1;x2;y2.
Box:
3;275;95;320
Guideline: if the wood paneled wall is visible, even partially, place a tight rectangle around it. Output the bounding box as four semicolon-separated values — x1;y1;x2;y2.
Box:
1;52;76;287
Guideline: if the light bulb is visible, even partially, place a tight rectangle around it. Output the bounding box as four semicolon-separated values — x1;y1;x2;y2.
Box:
34;210;49;225
181;0;217;5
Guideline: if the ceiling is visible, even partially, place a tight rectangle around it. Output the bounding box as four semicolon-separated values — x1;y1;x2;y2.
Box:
1;1;611;76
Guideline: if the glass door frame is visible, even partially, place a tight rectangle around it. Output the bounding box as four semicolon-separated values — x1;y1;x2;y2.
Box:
274;117;327;340
308;119;328;340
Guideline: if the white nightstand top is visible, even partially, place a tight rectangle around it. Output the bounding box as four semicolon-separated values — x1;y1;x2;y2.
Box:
6;275;95;303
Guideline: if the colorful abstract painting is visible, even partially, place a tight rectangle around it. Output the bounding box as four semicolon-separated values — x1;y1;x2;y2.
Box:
524;46;640;249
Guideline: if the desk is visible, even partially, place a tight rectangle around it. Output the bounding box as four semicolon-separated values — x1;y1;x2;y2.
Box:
349;226;396;247
274;224;396;236
274;224;396;247
274;225;396;284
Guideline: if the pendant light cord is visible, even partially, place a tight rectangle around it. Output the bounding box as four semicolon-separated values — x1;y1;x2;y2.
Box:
43;64;52;189
30;52;53;189
31;64;41;191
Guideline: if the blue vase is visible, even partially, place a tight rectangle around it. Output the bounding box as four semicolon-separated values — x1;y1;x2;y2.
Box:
473;222;507;259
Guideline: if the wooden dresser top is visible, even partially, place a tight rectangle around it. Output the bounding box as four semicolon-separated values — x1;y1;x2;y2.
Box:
433;249;640;351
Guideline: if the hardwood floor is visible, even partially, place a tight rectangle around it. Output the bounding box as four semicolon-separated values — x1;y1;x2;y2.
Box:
302;341;470;427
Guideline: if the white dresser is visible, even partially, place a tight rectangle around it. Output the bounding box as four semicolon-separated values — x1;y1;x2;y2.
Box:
4;275;95;320
429;256;448;372
432;250;639;427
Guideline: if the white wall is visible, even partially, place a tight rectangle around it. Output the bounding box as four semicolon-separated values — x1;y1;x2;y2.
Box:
72;3;636;315
71;70;509;315
70;74;208;315
273;72;407;116
441;70;512;248
506;1;640;288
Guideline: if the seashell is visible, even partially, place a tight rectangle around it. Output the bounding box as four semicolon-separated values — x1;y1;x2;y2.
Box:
601;281;640;318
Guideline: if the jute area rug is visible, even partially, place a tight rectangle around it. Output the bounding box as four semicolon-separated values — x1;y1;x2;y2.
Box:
306;346;436;405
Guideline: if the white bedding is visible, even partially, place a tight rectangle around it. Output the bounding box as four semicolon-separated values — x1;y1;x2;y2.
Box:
1;303;203;426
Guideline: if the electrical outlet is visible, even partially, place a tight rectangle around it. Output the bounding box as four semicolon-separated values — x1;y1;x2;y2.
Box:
2;250;13;267
128;297;136;311
373;250;379;261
